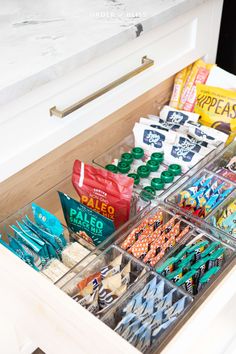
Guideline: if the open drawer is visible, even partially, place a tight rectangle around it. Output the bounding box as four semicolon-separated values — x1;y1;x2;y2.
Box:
0;0;223;185
0;199;235;354
0;92;234;353
0;2;230;351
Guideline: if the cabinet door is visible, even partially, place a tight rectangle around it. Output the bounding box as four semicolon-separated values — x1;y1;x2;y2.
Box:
0;0;223;183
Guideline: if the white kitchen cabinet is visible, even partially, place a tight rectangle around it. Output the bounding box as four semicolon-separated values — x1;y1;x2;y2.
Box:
1;1;234;353
0;0;223;182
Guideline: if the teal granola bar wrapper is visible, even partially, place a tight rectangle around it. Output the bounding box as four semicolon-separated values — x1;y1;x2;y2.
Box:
58;192;115;246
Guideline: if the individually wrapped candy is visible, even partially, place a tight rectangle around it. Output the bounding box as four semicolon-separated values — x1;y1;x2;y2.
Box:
177;174;233;217
143;309;164;328
156;288;176;311
72;254;138;315
109;273;190;352
197;266;220;293
166;267;183;283
216;199;236;235
208;248;225;268
121;318;143;341
151;317;177;341
156;257;175;276
176;269;196;295
135;324;152;352
173;245;191;264
192;257;209;286
164;296;187;319
123;292;143;316
114;312;136;335
200;241;220;257
187;240;209;261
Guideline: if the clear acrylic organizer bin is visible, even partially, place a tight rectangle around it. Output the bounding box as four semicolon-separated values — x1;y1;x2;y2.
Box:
0;200;96;283
166;169;236;224
93;133;224;201
115;203;193;267
60;244;149;316
205;140;236;183
155;230;235;297
0;175;151;284
205;190;236;244
57;204;235;353
101;271;193;354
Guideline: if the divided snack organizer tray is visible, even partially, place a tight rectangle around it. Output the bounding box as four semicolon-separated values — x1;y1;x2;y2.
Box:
167;151;236;247
55;203;235;353
93;133;224;200
0;175;151;286
0;4;234;349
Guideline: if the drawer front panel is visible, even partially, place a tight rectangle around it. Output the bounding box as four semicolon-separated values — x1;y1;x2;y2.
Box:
0;0;222;184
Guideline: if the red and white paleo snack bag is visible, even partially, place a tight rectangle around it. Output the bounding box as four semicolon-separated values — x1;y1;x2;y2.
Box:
72;160;134;229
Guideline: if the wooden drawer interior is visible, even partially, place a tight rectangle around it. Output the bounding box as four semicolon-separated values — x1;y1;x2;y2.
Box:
0;76;174;221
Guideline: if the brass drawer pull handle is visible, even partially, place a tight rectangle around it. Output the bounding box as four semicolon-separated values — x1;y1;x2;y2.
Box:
50;56;154;118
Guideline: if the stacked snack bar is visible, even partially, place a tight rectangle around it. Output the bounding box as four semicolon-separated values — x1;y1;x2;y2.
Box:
173;172;234;219
119;209;191;267
157;233;227;296
170;61;236;144
169;59;214;111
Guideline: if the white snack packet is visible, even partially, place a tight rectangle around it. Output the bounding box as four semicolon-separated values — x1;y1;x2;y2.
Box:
174;133;213;156
206;66;236;91
160;105;199;124
139;117;170;128
164;142;203;172
133;122;176;156
187;124;228;146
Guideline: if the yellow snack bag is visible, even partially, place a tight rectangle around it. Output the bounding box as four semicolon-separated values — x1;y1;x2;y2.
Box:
169;65;192;109
179;59;206;110
195;84;236;137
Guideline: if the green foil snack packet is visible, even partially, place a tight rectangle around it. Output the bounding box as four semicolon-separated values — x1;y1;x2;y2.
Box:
59;192;115;246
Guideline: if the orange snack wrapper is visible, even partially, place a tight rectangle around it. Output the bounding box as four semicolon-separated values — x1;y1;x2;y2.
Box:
169;65;192;109
179;59;206;110
183;67;210;112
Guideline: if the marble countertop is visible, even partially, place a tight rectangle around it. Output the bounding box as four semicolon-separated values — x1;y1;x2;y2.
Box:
0;0;206;105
